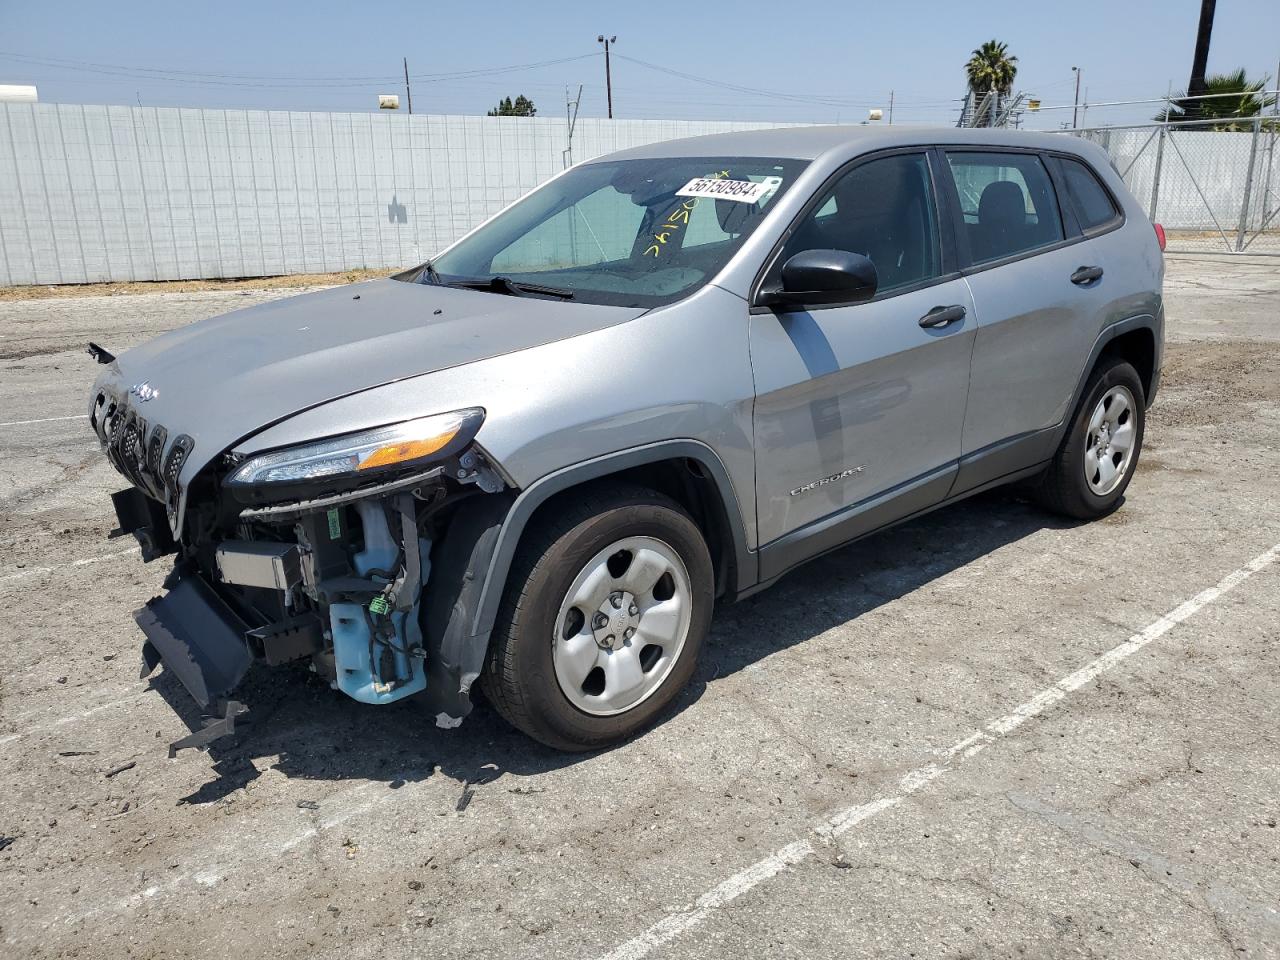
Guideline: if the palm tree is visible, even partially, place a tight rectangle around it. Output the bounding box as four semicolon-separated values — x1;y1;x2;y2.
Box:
965;41;1018;96
1155;69;1277;130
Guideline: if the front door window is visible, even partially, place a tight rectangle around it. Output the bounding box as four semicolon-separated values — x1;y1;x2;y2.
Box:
774;153;942;296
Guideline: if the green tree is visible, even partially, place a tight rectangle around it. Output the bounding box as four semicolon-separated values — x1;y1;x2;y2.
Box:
487;95;537;117
1155;69;1277;130
965;40;1018;96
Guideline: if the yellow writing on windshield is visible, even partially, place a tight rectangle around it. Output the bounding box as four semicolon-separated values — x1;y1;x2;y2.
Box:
643;169;730;258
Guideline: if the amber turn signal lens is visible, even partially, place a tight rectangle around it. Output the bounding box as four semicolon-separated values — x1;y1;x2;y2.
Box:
356;431;457;471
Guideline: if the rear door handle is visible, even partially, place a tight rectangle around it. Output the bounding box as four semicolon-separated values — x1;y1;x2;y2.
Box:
1071;265;1104;285
919;304;966;328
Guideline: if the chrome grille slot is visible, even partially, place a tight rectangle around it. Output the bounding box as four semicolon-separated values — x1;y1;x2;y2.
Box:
164;435;193;487
147;425;168;477
119;412;147;488
90;391;107;433
104;399;119;446
163;434;195;513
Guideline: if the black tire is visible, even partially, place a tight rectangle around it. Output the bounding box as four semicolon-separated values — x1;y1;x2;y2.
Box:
481;484;714;751
1038;356;1145;520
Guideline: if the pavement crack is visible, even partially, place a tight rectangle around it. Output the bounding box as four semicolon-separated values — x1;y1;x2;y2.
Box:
1006;792;1280;945
0;450;100;513
1098;744;1197;814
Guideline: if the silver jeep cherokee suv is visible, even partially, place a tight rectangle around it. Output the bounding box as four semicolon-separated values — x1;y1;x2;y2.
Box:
87;126;1164;751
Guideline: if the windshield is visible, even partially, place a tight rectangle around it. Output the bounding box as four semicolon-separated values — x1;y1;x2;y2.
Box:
408;156;808;307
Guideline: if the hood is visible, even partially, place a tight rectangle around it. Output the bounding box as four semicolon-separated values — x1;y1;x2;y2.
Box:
90;279;644;509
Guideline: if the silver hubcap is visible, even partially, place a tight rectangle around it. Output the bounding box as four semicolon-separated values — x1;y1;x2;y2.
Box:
1084;384;1137;496
552;536;692;717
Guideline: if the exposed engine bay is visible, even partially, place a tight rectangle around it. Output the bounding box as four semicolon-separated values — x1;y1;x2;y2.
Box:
93;376;510;753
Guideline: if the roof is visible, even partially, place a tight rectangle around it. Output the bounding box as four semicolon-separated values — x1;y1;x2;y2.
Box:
597;124;1093;164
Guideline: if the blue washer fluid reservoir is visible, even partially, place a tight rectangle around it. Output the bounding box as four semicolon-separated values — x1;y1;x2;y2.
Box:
329;499;430;704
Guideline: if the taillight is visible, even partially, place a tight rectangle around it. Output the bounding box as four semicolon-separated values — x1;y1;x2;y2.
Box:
1153;222;1166;252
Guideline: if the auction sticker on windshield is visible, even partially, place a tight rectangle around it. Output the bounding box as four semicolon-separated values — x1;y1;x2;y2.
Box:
676;177;773;204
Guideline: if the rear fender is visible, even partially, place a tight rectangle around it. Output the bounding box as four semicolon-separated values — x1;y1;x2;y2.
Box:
1055;312;1161;452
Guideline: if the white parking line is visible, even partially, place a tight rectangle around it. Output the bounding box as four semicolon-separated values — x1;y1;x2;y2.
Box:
596;542;1280;960
5;681;137;726
0;414;90;427
0;545;140;585
0;693;148;748
73;546;139;565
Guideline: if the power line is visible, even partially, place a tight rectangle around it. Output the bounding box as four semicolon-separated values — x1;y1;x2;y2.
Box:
0;46;972;113
0;49;399;82
410;54;599;84
610;53;887;108
0;50;600;88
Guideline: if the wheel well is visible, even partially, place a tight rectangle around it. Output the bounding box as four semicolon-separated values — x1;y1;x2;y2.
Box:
523;458;738;598
1099;328;1156;401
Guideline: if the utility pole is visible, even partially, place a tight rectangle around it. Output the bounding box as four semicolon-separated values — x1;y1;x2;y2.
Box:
1071;66;1081;128
888;90;894;125
403;57;413;114
563;84;583;168
1186;0;1217;119
597;35;616;118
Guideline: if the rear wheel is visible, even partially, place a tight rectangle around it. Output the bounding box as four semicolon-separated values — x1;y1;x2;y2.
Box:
481;485;713;751
1038;357;1145;519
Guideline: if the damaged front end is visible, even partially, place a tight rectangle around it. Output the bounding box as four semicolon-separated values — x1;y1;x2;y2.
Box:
96;394;511;753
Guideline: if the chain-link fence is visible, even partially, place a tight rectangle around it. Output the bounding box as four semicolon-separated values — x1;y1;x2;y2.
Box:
1069;117;1280;255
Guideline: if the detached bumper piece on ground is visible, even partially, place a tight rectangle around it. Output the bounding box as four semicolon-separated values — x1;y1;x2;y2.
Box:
136;574;253;755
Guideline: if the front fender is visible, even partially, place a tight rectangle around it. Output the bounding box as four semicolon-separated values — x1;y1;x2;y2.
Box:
432;440;756;699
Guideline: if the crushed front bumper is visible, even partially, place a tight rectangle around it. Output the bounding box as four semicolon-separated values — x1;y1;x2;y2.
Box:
108;443;509;753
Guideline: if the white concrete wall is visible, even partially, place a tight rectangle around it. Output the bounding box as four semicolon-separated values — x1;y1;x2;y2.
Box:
0;103;803;286
4;104;1275;286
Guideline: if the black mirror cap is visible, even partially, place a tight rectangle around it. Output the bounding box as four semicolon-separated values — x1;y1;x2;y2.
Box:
761;249;878;308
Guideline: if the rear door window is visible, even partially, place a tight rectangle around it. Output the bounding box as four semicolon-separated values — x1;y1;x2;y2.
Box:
1057;157;1122;231
945;152;1064;265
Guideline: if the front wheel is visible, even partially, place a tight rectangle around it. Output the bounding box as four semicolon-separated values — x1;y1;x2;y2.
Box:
1038;357;1145;520
481;485;713;751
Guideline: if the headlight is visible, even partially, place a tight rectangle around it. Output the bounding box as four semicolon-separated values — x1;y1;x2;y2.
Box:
226;408;484;488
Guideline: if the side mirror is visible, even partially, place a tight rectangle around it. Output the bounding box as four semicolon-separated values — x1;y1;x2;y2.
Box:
758;249;878;308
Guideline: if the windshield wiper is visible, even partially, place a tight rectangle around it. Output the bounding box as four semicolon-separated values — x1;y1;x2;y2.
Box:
421;261;444;285
452;275;576;300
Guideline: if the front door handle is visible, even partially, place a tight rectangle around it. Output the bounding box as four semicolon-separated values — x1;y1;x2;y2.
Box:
919;304;966;328
1071;265;1104;285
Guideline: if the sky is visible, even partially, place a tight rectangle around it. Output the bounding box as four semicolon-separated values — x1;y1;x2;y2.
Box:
2;0;1278;130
